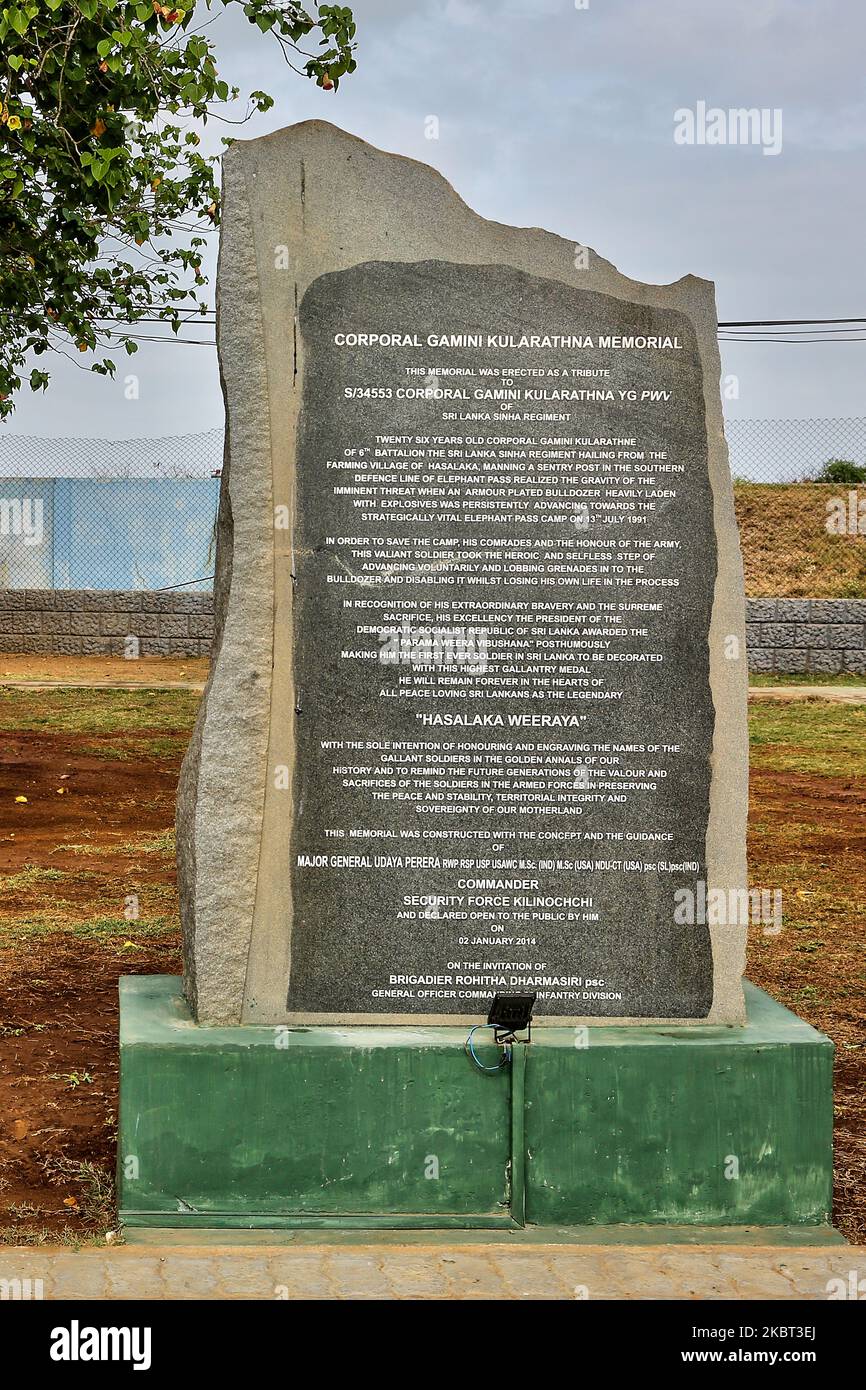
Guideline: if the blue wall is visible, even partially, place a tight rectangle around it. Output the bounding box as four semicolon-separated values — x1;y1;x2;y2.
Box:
0;478;219;591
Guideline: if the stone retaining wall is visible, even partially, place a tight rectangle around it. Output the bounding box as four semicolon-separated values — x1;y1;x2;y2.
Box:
0;589;213;658
745;598;866;674
0;590;864;672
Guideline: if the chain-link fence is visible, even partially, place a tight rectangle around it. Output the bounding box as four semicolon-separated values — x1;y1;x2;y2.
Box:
726;418;866;598
0;430;222;591
726;417;866;483
0;420;864;597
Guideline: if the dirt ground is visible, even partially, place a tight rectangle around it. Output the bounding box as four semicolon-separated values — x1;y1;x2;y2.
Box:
0;653;209;688
0;684;863;1245
0;685;195;1242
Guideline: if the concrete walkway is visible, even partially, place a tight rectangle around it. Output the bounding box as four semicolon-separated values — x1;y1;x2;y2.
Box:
1;1242;862;1300
748;684;866;704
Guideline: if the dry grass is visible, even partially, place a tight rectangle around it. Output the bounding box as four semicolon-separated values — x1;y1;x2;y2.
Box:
735;483;866;597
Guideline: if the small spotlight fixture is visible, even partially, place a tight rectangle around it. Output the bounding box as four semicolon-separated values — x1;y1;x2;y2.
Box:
487;991;537;1045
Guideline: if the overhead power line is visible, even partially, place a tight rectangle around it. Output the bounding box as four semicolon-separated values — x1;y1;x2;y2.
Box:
103;314;866;329
7;313;866;349
718;317;866;327
719;317;866;344
720;336;866;344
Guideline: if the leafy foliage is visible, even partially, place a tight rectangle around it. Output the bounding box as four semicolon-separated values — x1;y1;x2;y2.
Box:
816;459;866;484
0;1;357;415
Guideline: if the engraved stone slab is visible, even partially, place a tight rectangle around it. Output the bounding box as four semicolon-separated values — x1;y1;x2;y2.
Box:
176;121;748;1026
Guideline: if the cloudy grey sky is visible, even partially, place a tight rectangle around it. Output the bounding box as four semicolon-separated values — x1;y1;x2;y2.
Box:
9;0;866;439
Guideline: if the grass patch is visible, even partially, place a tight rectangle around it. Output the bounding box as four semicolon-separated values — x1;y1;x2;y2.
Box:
122;829;175;857
78;735;188;762
750;673;866;688
53;828;175;861
0;912;177;945
70;914;177;941
748;701;866;776
0;687;200;735
138;736;189;760
3;865;69;891
77;743;135;762
52;839;105;856
42;1158;116;1230
0;1227;114;1249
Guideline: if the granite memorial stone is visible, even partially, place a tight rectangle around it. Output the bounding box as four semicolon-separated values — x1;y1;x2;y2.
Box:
176;120;749;1027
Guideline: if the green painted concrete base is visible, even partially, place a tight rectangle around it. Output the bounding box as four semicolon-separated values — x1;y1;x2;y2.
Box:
118;975;833;1231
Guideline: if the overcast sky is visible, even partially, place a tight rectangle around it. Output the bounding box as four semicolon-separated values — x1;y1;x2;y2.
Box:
9;0;866;440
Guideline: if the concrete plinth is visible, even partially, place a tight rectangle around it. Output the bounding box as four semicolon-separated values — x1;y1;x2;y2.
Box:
118;976;832;1231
